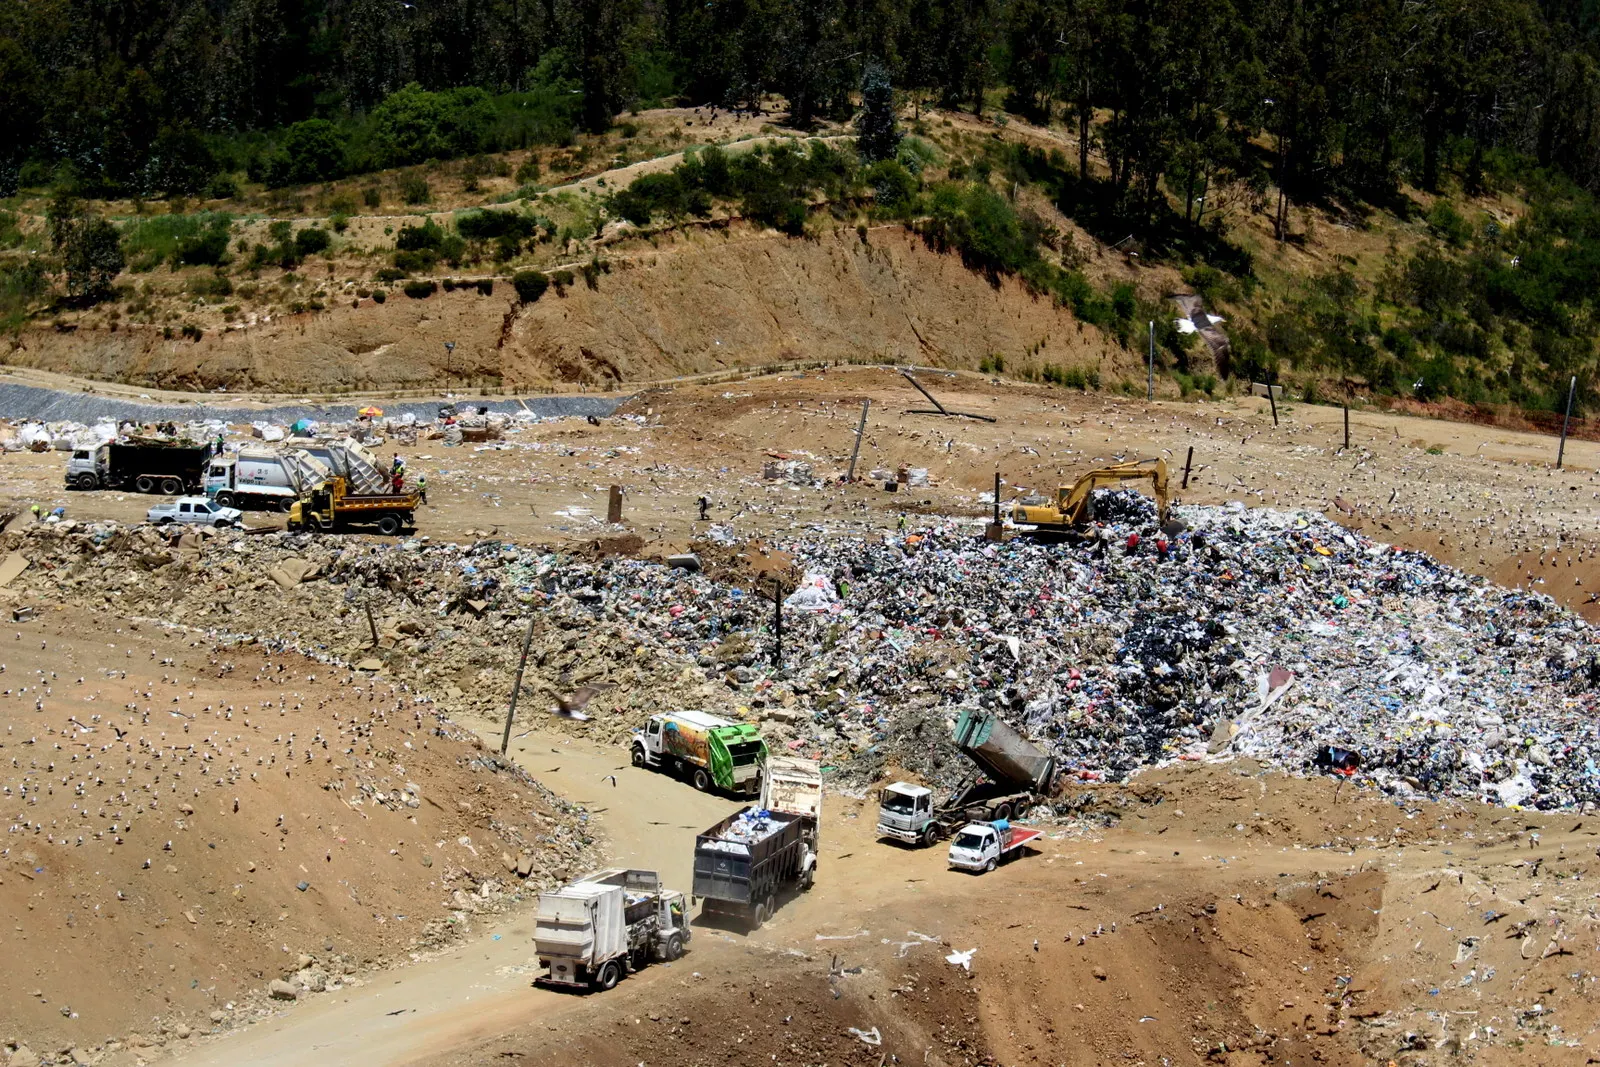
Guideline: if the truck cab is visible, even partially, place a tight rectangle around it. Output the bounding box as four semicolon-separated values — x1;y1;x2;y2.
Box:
947;819;1043;873
66;445;110;490
877;783;937;844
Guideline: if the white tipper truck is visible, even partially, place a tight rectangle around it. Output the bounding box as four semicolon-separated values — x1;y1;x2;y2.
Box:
534;868;690;992
877;709;1058;847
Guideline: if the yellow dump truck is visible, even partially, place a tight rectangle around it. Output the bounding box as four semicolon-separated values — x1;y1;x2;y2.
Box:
287;477;419;536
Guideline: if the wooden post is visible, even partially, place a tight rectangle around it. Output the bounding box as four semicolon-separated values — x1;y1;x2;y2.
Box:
500;615;536;755
1267;381;1279;427
846;399;870;482
1181;446;1194;490
607;484;623;523
771;580;783;669
1558;375;1577;470
1343;401;1350;451
986;470;1003;541
364;601;379;647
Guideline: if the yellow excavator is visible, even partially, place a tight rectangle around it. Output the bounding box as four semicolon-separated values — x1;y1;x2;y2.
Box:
1010;458;1171;533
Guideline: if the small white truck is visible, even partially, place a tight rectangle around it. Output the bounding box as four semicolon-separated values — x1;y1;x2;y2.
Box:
146;497;243;528
946;819;1044;873
535;868;690;992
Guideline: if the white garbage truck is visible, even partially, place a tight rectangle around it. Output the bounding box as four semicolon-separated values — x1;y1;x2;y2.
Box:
204;448;330;510
534;868;690;992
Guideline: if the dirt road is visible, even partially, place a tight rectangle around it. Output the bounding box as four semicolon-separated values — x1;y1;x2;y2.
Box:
164;729;740;1067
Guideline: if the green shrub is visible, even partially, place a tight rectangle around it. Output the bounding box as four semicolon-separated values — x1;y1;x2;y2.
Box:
403;279;437;299
363;186;382;208
551;268;575;293
400;174;431;204
1426;199;1473;248
375;267;406;282
372;289;387;303
294;227;331;256
512;269;549;302
476;278;494;296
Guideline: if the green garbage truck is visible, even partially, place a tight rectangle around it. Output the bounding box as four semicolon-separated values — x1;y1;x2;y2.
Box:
630;710;767;794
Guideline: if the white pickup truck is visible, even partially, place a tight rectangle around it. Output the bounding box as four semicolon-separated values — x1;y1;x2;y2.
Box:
147;497;243;528
947;820;1044;873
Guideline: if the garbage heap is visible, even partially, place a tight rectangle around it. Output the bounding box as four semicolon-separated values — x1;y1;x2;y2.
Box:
5;497;1599;810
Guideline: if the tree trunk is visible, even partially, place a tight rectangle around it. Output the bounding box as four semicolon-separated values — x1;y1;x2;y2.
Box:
1078;85;1091;178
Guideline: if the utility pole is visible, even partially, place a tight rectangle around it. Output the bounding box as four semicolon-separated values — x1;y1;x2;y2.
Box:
1558;375;1577;470
1147;321;1155;401
444;341;456;380
500;614;536;755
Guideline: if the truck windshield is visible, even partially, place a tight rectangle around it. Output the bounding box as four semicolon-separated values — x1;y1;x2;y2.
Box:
953;831;987;850
881;792;918;814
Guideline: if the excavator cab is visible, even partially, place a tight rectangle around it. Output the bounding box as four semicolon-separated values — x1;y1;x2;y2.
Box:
1011;458;1171;534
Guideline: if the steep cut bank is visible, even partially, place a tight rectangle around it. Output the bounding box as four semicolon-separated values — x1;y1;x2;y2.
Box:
502;224;1124;386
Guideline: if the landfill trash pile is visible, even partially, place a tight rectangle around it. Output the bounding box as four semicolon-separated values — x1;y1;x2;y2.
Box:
5;498;1600;810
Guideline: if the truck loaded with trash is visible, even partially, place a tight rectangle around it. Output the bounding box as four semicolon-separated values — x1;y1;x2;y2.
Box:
692;757;821;928
877;709;1057;846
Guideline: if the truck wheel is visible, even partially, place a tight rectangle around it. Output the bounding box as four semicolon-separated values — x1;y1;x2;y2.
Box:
983;858;997;873
665;934;684;960
691;767;711;792
592;960;620;992
800;866;815;891
135;476;155;493
279;499;295;513
377;515;402;536
751;902;768;929
993;802;1013;822
631;746;647;768
161;477;184;495
74;473;98;490
920;826;939;848
214;492;235;508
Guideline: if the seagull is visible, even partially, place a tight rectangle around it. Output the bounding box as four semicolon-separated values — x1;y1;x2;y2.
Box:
601;774;617;787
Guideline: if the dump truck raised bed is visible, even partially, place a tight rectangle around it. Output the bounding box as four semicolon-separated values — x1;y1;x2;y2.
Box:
693;757;820;928
534;868;690;992
204;448;331;511
631;710;768;794
66;441;213;494
946;819;1044;873
286;477;418;535
877;709;1057;847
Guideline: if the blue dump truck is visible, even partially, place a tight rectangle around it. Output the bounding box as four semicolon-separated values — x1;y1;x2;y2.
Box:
692;757;821;929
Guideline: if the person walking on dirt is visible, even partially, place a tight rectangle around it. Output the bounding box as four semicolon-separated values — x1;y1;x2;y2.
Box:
697;495;709;521
416;474;427;504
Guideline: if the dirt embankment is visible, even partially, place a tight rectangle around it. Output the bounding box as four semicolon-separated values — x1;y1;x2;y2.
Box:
503;224;1125;387
0;605;595;1061
7;224;1129;394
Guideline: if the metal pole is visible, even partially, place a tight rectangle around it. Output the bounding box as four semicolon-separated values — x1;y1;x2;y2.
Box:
1147;321;1155;401
1343;401;1350;451
900;370;949;414
1181;446;1194;490
364;600;379;647
1558;375;1577;470
846;399;870;482
500;614;536;755
1267;379;1279;427
993;470;1001;525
